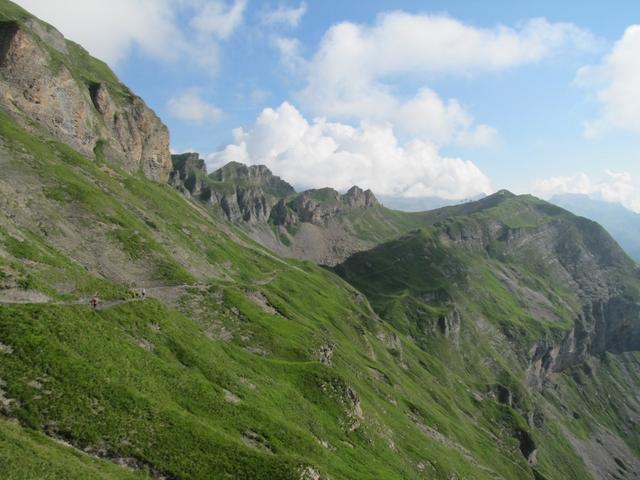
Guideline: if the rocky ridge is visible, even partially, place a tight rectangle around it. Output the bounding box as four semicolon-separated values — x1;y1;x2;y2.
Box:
0;8;171;181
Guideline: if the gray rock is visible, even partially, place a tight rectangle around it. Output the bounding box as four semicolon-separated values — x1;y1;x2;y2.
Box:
0;20;171;182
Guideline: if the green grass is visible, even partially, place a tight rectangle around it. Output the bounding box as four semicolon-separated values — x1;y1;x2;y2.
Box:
0;20;638;477
0;418;145;480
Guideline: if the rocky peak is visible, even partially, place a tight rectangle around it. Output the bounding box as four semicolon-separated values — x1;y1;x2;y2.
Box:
171;152;206;175
0;16;171;182
209;162;295;197
169;152;208;198
343;186;378;208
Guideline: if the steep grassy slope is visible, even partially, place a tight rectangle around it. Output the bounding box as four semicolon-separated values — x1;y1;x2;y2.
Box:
0;102;574;479
0;2;639;478
552;193;640;262
336;192;640;479
1;104;633;479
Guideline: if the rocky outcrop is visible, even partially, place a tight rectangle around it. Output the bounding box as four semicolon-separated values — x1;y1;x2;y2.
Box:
343;186;379;209
434;193;640;385
208;161;295;223
0;19;171;181
220;188;273;223
272;186;379;227
170;159;381;229
169;153;209;199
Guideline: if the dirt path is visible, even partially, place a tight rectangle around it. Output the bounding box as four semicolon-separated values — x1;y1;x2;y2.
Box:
0;284;209;310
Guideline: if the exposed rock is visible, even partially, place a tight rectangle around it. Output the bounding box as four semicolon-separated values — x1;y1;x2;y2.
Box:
321;380;364;432
136;338;154;352
343;186;378;208
432;196;640;384
299;466;322;480
193;161;296;223
0;378;18;412
269;199;298;226
274;186;378;227
513;428;537;465
563;427;640;480
317;341;335;366
242;430;273;453
344;386;364;432
223;389;241;404
245;290;278;315
169;153;209;199
0;20;171;181
437;307;461;340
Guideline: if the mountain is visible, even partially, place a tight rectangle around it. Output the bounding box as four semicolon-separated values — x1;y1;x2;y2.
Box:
377;193;487;212
169;153;430;266
0;2;639;479
551;193;640;262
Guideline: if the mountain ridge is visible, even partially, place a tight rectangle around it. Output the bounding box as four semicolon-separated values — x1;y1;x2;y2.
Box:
551;193;640;262
0;2;639;479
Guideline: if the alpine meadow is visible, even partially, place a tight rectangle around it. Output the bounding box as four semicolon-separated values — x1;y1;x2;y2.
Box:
0;1;639;479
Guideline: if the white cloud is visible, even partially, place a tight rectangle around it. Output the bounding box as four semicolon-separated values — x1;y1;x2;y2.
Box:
262;2;307;28
294;13;596;146
533;170;640;213
190;0;247;40
273;36;304;71
15;0;180;65
167;91;223;124
576;25;640;137
208;102;491;199
14;0;245;74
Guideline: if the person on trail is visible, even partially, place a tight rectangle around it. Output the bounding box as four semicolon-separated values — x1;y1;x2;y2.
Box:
90;294;98;309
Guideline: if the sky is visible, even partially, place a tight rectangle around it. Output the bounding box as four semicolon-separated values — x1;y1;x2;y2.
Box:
13;0;640;211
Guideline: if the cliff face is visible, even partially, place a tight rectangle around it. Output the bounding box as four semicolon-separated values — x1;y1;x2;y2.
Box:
169;152;209;199
337;192;640;384
272;186;379;227
169;158;381;229
0;16;171;181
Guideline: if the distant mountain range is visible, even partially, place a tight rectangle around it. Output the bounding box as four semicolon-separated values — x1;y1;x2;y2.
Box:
377;194;486;212
551;194;640;262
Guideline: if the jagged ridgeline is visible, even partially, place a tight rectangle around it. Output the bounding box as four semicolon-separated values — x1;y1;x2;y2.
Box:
0;1;639;479
170;153;429;266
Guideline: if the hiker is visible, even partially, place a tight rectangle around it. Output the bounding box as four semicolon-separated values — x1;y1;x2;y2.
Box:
141;288;146;299
90;294;98;309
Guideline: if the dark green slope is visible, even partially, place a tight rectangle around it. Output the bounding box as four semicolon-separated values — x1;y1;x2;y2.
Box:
552;193;640;262
335;192;640;479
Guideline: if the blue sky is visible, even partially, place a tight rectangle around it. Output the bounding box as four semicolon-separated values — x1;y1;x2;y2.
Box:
14;0;640;210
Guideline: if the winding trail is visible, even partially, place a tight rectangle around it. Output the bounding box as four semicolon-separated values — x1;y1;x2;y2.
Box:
0;284;209;310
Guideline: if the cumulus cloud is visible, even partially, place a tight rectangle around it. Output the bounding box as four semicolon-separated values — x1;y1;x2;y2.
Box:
208;102;491;199
576;25;640;137
533;170;640;213
262;2;307;28
167;91;223;124
14;0;246;73
293;13;596;146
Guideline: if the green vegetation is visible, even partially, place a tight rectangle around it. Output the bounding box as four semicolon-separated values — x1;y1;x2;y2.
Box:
0;3;638;478
1;95;638;478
